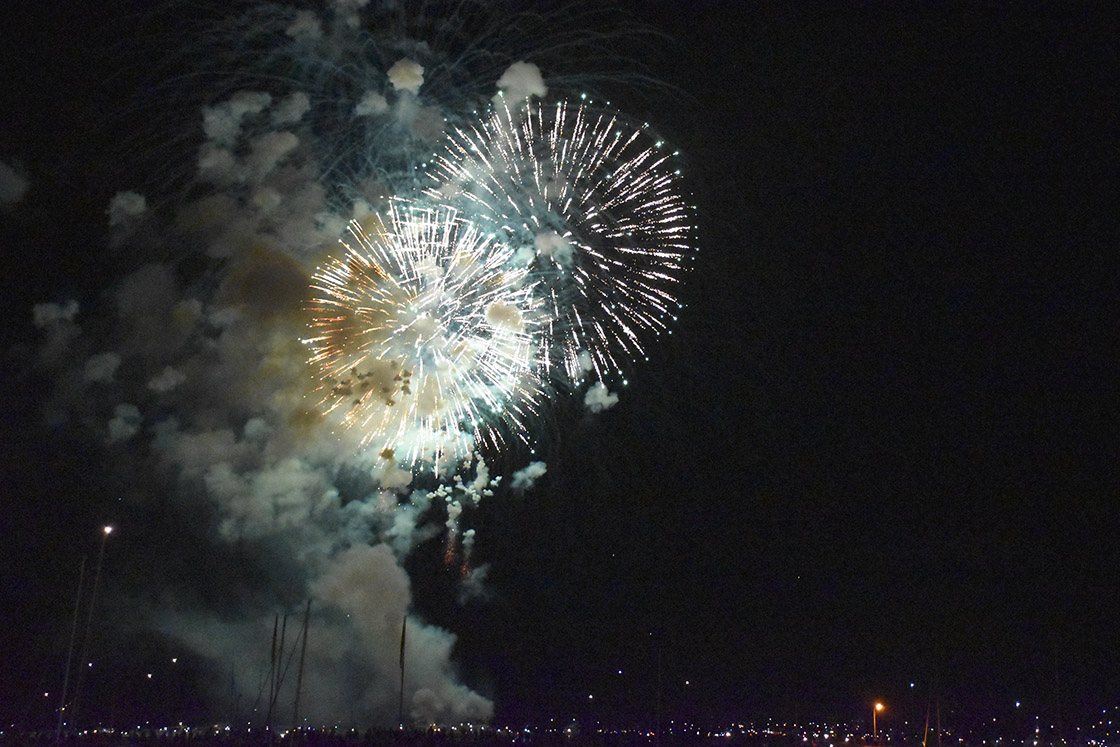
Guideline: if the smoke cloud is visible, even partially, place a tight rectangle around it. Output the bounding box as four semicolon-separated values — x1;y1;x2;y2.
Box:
584;381;620;413
495;61;547;103
511;461;547;491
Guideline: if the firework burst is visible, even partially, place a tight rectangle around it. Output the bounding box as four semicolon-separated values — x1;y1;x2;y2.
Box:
305;202;543;467
424;99;695;387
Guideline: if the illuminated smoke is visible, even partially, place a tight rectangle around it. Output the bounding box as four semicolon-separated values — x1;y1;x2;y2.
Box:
29;0;693;728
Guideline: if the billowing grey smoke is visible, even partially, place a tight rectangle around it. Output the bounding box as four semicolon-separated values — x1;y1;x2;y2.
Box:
154;545;491;726
28;6;513;725
34;209;499;725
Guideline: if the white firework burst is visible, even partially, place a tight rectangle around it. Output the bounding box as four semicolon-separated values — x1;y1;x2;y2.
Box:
305;202;543;467
424;98;695;387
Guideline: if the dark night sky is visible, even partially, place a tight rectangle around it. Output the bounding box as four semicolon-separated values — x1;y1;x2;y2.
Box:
2;0;1118;734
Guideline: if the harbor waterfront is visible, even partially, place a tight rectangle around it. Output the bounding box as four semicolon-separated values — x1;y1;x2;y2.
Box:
7;710;1120;747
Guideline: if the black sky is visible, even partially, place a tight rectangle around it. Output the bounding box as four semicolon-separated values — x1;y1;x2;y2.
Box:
2;0;1118;734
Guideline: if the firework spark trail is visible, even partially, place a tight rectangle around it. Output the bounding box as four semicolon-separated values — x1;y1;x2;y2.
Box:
306;202;543;468
424;98;695;391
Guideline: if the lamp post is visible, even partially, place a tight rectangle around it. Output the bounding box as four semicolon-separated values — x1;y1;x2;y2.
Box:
72;526;113;730
874;702;884;738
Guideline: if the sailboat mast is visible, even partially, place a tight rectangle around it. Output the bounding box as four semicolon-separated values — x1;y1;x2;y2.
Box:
292;600;310;729
398;615;406;729
56;555;87;742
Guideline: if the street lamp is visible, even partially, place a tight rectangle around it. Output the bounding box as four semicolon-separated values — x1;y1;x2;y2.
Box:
873;702;884;738
71;525;114;730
